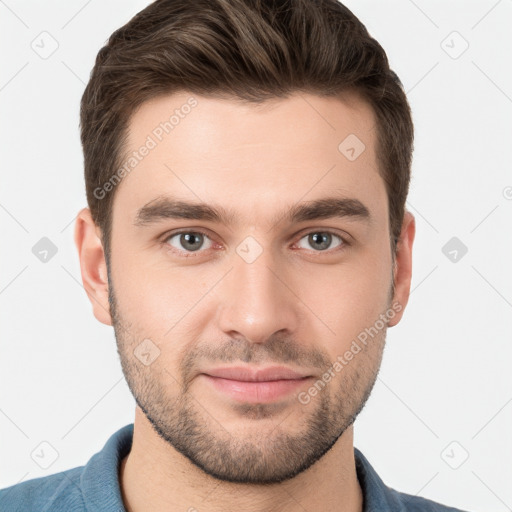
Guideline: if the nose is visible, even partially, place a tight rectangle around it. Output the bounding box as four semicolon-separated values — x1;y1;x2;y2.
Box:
215;242;301;345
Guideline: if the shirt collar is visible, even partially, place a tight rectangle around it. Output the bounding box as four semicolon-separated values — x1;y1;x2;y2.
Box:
80;423;133;511
80;423;404;512
354;447;406;511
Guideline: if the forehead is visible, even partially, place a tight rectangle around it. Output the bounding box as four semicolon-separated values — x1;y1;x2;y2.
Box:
112;91;386;228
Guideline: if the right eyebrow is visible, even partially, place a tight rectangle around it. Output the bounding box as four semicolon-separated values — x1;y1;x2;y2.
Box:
134;196;237;227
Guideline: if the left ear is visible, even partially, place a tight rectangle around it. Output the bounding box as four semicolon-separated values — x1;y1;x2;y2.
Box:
388;210;415;327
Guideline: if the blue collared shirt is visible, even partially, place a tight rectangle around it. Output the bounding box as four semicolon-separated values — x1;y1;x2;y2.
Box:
0;424;470;511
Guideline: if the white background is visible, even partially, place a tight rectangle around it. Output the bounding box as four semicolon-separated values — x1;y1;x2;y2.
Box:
1;1;511;511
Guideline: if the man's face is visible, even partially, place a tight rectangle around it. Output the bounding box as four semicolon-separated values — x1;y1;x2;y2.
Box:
106;91;401;484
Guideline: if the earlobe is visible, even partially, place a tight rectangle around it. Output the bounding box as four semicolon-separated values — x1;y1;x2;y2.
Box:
74;207;113;326
388;211;415;328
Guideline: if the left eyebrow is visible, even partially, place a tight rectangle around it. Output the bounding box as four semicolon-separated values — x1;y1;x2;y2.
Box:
133;195;372;228
285;197;371;224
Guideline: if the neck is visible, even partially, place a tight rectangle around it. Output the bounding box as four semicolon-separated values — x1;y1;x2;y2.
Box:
119;407;364;512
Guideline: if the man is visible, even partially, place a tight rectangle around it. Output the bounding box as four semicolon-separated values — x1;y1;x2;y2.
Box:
0;0;470;510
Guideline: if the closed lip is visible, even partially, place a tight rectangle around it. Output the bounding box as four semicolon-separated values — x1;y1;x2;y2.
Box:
201;366;312;382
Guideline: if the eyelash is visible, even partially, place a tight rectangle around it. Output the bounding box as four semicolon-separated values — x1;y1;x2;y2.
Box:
160;229;351;258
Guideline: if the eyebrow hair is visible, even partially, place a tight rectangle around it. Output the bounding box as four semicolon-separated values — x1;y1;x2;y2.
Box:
134;195;371;228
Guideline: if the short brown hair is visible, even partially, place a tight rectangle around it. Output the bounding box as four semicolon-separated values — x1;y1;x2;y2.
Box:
80;0;414;263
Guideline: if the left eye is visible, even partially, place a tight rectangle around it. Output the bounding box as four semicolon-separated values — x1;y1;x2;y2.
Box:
296;231;344;252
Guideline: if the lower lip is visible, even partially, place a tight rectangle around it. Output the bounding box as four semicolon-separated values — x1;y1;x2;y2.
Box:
201;374;311;403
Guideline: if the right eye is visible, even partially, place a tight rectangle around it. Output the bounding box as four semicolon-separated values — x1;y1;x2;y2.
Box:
163;230;214;256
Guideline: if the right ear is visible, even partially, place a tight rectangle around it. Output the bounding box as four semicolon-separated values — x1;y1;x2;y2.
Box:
74;207;112;326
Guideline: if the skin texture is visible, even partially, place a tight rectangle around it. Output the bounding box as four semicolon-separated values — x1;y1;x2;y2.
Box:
74;91;415;512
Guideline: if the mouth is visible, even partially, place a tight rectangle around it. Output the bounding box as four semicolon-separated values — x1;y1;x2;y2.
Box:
200;366;313;403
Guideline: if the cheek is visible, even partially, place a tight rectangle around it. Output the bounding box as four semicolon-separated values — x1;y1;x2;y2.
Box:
296;244;392;350
111;250;215;337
